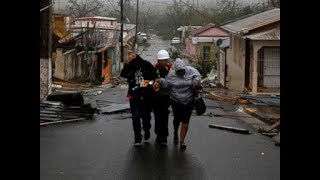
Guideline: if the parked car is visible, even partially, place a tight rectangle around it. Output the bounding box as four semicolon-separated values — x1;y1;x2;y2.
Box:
138;33;148;43
171;37;181;44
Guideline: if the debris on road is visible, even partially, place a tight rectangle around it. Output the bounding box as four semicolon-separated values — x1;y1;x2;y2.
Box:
260;132;278;137
99;103;130;114
244;106;280;123
209;123;250;134
51;79;91;93
240;95;280;107
47;93;84;106
40;118;87;126
273;132;280;146
40;100;97;125
258;121;280;133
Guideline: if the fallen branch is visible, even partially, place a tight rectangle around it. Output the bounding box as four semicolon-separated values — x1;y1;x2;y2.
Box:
209;124;250;134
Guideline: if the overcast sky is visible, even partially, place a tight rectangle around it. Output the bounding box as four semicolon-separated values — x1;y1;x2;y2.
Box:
53;0;267;10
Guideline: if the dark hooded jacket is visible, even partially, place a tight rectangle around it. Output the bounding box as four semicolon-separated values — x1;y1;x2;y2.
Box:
120;55;157;99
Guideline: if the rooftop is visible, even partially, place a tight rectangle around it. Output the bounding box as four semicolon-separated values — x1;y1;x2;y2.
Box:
222;8;280;34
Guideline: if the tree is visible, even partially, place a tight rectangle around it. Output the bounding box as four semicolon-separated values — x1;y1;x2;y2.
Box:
67;0;104;18
267;0;280;8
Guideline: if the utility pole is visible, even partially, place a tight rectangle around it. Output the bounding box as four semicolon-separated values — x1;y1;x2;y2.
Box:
120;0;124;62
134;0;139;52
48;0;53;95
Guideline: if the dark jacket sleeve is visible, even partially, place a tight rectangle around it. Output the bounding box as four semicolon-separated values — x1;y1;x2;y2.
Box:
120;63;131;78
146;61;158;80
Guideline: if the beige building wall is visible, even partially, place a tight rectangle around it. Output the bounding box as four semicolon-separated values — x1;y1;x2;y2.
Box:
53;49;87;81
226;34;246;91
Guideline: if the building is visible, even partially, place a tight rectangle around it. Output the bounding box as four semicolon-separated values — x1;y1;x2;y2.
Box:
221;8;280;94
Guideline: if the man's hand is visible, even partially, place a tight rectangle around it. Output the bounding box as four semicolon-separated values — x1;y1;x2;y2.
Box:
152;79;160;92
140;80;150;87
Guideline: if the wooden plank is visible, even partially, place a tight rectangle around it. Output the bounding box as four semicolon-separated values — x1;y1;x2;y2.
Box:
40;105;95;111
40;118;88;126
40;117;63;121
40;113;61;118
209;124;250;134
261;132;278;136
40;110;94;116
40;105;96;112
41;101;63;106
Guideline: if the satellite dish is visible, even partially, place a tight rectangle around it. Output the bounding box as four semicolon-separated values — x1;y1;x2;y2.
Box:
216;39;223;46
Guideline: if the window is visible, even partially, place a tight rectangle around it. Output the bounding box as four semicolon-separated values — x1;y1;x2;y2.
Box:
203;46;210;61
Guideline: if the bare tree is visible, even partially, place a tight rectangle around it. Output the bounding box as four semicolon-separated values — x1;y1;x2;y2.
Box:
67;0;104;18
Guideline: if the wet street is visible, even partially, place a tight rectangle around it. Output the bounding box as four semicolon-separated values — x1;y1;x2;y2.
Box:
137;35;177;64
40;36;280;180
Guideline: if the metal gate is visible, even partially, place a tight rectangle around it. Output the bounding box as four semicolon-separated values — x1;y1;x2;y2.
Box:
257;47;280;89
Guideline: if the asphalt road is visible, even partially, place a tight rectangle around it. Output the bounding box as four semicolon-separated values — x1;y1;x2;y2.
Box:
40;86;280;180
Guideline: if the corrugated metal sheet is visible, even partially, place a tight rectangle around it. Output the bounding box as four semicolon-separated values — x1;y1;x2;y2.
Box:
244;27;280;40
222;8;280;34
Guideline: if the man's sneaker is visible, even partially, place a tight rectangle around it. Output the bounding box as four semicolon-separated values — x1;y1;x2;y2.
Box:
180;143;187;150
160;138;167;146
144;131;150;140
134;140;142;146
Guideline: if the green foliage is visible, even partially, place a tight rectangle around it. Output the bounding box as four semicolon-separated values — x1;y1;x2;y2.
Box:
169;49;181;59
196;59;214;78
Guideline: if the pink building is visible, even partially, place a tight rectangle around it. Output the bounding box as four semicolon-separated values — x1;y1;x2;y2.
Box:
185;23;229;60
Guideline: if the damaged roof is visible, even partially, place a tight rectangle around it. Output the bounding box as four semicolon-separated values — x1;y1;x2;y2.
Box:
191;23;229;37
244;27;280;40
222;8;280;34
191;23;215;36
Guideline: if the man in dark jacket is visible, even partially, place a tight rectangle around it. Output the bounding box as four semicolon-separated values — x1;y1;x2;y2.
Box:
120;52;157;146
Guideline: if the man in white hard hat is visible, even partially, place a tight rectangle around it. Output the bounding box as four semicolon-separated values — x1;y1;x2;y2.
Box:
152;49;173;146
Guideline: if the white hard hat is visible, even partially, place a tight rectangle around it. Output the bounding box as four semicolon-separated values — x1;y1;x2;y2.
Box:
157;50;170;60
